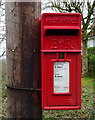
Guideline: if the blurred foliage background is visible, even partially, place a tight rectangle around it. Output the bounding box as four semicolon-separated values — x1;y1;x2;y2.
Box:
88;47;95;77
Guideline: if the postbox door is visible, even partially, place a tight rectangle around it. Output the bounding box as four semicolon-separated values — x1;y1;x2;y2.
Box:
42;52;81;107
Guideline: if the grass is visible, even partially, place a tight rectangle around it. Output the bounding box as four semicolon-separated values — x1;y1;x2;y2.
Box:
0;60;7;118
1;75;7;118
43;77;95;119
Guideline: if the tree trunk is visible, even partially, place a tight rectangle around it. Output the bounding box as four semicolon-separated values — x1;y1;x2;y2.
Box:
82;40;88;76
5;2;42;119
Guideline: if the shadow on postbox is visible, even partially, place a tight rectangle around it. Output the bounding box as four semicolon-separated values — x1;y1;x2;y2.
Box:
41;13;82;110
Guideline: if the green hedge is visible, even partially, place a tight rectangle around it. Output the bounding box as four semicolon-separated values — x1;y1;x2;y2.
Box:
88;47;95;77
88;47;95;54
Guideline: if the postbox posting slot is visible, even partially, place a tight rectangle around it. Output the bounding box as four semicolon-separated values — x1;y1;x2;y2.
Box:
44;26;80;36
45;29;79;36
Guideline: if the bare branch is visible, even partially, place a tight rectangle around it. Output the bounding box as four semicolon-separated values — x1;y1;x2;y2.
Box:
0;51;6;58
87;25;95;37
84;1;95;30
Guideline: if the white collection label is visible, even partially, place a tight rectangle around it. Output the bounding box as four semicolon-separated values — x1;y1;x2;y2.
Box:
54;62;69;93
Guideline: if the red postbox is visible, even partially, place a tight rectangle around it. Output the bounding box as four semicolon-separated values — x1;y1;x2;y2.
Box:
41;13;82;110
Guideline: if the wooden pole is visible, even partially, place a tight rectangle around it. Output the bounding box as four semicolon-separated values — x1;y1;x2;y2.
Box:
5;2;42;119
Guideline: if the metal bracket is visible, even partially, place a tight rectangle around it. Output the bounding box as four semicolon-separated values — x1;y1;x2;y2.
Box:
6;84;41;91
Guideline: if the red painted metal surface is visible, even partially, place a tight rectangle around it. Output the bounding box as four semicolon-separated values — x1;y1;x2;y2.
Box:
41;13;82;110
